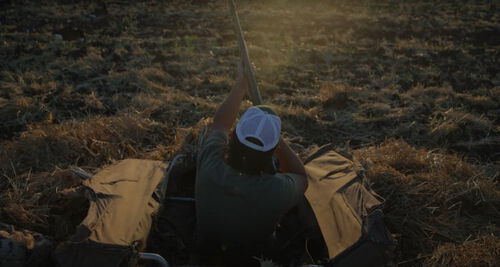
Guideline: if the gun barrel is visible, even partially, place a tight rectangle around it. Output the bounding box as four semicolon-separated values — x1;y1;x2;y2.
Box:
228;0;262;105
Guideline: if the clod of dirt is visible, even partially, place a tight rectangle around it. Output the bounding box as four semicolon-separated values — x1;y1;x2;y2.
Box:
320;83;352;109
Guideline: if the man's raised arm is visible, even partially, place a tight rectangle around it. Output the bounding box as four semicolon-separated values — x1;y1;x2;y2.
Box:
210;62;248;134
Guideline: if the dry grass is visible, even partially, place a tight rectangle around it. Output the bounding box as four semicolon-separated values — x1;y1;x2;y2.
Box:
425;235;500;266
355;140;499;264
1;0;499;265
0;170;85;239
430;110;494;142
0;115;174;178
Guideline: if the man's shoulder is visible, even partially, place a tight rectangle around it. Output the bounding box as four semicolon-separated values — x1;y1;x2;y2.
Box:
197;129;228;168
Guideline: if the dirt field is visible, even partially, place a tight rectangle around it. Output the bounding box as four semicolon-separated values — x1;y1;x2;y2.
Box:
1;0;499;266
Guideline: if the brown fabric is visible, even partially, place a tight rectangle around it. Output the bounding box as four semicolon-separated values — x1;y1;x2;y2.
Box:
81;159;167;247
54;159;168;267
304;146;383;258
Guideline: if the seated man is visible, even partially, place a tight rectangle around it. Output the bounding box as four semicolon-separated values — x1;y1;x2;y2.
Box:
195;62;308;264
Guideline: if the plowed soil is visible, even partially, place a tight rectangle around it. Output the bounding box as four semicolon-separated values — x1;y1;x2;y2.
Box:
1;0;499;266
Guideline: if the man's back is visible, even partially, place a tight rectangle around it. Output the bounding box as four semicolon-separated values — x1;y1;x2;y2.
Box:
195;131;304;247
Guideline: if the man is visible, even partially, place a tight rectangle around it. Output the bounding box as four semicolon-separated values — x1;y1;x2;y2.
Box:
195;61;308;264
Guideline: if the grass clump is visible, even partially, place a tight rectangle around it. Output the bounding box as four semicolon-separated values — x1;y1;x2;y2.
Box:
355;140;499;264
425;235;499;267
0;115;174;178
0;170;86;239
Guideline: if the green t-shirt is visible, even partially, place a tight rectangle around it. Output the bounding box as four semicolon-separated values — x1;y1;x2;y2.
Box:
195;131;305;247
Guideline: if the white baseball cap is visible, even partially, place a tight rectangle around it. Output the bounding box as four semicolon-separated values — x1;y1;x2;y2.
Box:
235;106;281;152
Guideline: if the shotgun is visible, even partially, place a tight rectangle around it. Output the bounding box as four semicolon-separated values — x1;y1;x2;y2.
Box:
228;0;262;105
